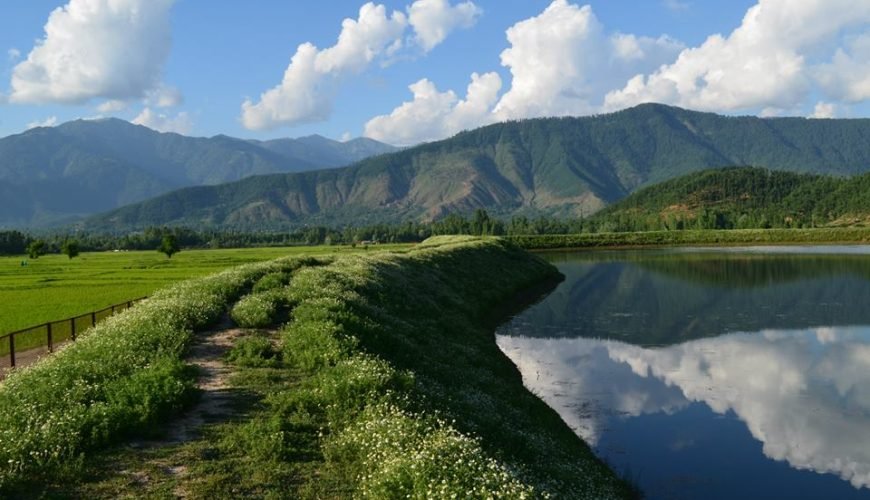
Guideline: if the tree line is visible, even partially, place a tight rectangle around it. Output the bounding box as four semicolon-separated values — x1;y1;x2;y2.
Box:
0;211;594;257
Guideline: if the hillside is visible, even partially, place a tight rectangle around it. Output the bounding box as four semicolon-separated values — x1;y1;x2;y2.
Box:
86;104;870;231
588;167;870;231
0;120;394;227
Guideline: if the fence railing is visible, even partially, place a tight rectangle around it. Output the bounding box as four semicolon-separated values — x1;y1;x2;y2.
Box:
0;297;148;375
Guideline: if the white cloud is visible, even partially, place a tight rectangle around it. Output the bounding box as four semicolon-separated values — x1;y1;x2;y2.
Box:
364;71;501;145
9;0;176;105
96;99;128;113
494;1;683;120
604;0;870;113
241;3;407;130
366;1;682;144
25;116;58;129
145;83;183;108
815;34;870;103
6;48;20;61
340;131;353;142
810;101;838;119
408;0;481;52
240;1;480;131
132;107;192;135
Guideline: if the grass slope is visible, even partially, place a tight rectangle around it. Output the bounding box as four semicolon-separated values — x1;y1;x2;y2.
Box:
1;237;632;498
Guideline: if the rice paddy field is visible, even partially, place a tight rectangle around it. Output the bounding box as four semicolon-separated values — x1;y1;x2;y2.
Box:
0;245;409;335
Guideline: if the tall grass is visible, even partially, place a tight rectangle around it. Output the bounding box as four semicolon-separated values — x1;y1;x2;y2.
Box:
0;256;320;490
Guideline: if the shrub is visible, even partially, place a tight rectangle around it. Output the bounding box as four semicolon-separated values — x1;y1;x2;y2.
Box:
226;335;280;368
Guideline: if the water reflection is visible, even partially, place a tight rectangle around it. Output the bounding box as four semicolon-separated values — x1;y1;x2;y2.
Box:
497;248;870;498
521;250;870;344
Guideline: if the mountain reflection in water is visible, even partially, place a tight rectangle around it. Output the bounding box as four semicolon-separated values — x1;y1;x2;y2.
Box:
497;247;870;499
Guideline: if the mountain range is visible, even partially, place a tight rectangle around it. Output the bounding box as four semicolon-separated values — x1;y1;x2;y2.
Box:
0;119;396;227
84;104;870;232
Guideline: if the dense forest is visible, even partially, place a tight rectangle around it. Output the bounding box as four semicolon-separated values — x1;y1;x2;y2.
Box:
0;211;587;256
588;167;870;231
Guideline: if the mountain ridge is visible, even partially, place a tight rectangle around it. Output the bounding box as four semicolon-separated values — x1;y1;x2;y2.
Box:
84;103;870;232
0;119;396;227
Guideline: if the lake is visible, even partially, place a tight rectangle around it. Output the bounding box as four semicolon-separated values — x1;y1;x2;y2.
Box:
496;246;870;500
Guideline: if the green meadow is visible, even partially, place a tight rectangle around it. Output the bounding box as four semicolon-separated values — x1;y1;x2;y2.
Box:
0;245;409;335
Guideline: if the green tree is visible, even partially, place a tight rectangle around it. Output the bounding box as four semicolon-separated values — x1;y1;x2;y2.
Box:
61;240;80;259
27;240;45;259
158;234;180;259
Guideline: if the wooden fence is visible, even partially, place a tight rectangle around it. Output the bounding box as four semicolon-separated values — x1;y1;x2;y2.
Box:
0;297;147;376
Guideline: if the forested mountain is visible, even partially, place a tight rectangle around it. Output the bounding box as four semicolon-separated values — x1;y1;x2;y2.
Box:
0;119;394;227
587;167;870;231
86;104;870;232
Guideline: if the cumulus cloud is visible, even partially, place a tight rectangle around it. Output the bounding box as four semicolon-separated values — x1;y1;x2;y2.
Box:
145;83;183;108
132;107;192;134
408;0;481;51
364;72;501;145
241;1;480;131
96;99;128;113
604;0;870;112
6;48;20;61
494;1;683;120
25;116;58;129
9;0;175;105
241;3;408;130
815;34;870;103
366;0;682;144
810;101;838;119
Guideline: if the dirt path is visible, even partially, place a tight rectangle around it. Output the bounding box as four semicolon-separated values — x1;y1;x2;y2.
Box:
114;315;257;497
163;315;246;444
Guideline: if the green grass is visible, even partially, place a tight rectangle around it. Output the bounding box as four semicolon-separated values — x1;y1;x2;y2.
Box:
508;227;870;250
0;255;324;492
1;236;632;498
0;245;409;335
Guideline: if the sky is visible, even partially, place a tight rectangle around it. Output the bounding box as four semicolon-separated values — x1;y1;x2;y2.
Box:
0;0;868;145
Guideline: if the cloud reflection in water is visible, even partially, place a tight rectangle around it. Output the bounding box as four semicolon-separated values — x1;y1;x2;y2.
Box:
497;326;870;489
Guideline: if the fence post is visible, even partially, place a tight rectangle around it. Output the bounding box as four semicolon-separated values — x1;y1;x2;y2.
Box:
111;305;115;315
9;335;15;368
71;317;77;341
47;323;53;353
91;311;96;328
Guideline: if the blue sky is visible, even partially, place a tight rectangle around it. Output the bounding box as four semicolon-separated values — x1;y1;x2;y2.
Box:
1;0;867;145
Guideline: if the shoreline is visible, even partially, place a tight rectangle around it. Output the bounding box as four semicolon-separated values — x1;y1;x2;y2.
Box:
508;227;870;251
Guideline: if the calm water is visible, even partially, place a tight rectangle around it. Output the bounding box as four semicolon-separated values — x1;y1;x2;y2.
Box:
496;246;870;500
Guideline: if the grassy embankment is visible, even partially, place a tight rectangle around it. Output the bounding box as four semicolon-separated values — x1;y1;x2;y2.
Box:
0;237;631;498
0;245;409;335
509;227;870;250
